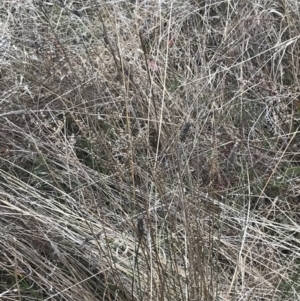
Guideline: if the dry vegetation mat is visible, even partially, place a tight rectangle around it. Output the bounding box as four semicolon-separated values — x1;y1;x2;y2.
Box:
1;0;300;300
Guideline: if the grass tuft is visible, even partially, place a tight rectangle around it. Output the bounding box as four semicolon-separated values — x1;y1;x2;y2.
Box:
1;0;300;300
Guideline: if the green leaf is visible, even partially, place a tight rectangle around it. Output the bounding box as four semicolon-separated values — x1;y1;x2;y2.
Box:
285;167;300;176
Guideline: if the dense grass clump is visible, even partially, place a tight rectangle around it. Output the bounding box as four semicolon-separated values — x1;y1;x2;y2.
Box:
1;0;300;300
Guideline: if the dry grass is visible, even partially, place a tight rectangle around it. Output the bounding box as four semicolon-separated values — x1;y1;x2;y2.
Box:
1;0;300;300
